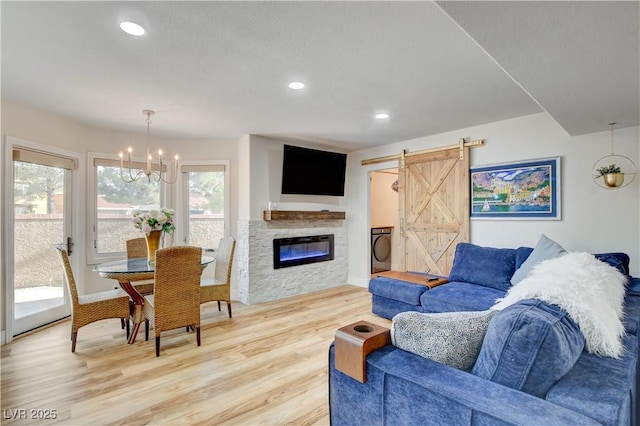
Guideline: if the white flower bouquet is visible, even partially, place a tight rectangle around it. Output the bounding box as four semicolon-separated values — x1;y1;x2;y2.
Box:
131;208;176;234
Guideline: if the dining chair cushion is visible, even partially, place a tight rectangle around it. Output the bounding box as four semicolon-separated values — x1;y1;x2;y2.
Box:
79;289;129;305
201;278;226;287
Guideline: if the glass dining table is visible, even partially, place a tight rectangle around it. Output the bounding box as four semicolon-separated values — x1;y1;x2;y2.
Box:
93;255;215;344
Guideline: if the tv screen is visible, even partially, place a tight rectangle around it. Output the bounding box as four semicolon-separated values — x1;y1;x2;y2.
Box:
281;145;347;196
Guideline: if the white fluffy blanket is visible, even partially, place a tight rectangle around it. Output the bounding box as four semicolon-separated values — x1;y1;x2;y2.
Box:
492;252;628;358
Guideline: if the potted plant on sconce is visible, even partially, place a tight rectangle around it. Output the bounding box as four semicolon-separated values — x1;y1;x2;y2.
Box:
596;164;624;188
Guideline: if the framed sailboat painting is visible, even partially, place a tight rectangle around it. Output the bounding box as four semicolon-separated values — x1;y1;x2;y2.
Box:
470;157;561;220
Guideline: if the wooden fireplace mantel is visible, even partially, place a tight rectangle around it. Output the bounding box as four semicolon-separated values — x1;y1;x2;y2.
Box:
263;210;346;221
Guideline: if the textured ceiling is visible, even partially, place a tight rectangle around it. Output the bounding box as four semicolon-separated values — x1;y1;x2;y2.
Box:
1;1;637;151
437;0;640;136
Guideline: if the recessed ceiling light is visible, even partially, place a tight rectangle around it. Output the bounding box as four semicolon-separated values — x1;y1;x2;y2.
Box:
120;21;146;36
288;81;305;90
375;113;390;120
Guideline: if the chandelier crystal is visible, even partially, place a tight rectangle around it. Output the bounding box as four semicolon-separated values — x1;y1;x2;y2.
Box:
119;110;178;184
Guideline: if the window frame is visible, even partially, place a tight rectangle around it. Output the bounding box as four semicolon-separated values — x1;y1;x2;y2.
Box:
87;152;168;264
175;160;230;250
4;136;84;343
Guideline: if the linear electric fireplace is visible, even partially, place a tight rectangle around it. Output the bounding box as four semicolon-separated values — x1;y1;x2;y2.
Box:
273;234;334;269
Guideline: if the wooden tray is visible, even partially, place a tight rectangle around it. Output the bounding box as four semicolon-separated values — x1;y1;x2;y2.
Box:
372;270;448;288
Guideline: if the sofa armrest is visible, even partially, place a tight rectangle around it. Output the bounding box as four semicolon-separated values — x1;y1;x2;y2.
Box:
329;343;600;426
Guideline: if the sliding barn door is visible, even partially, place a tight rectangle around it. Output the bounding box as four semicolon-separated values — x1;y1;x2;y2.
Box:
399;146;469;275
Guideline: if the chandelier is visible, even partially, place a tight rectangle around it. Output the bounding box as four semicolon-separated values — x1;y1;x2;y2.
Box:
119;110;178;184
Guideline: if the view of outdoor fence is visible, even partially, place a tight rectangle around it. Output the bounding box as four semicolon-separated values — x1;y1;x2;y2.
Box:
14;215;64;290
15;214;224;289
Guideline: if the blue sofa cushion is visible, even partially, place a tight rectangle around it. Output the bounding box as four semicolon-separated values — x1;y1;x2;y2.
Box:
629;277;640;296
623;294;640;335
448;243;516;291
421;282;504;313
545;334;638;426
516;249;630;279
368;276;428;305
371;295;425;320
391;310;497;371
472;299;585;398
594;252;630;276
511;235;566;285
515;247;534;269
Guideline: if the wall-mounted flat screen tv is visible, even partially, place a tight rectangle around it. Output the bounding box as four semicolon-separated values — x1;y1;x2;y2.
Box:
281;144;347;196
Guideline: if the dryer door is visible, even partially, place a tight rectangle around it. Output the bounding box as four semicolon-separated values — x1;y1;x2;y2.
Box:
372;233;392;272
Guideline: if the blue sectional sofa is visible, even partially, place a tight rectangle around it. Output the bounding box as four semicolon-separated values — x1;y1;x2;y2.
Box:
329;241;640;426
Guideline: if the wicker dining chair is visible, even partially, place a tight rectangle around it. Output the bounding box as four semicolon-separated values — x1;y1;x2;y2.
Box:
126;237;154;296
200;236;235;318
143;246;203;357
55;246;130;352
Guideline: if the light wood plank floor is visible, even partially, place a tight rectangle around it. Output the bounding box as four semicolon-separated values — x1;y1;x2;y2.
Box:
1;285;390;425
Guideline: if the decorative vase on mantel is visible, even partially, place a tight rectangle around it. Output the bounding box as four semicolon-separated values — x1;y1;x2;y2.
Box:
145;230;162;265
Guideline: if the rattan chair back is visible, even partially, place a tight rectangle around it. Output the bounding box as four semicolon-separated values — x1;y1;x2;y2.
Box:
126;237;147;259
56;246;80;309
145;246;202;356
55;246;130;352
126;237;154;296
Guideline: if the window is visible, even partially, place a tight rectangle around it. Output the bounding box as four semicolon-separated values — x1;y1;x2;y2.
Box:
88;155;165;262
178;162;228;251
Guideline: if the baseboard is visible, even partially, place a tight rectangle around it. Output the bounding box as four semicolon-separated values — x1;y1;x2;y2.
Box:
1;330;6;345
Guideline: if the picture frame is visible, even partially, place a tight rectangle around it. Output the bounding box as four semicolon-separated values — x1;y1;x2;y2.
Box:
470;157;561;220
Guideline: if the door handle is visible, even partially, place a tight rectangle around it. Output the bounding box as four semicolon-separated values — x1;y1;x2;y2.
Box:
66;237;74;255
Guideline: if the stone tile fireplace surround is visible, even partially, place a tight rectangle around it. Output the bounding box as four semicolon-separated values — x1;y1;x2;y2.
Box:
236;218;347;304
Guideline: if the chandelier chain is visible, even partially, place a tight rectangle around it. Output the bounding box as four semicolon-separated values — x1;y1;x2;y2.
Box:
609;122;616;155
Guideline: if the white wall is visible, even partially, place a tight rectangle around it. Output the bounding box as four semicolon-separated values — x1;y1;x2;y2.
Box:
1;99;239;296
238;135;251;221
245;135;349;219
346;112;640;286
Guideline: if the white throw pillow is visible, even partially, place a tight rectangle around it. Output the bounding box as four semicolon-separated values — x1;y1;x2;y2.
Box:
511;234;566;285
391;310;497;371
